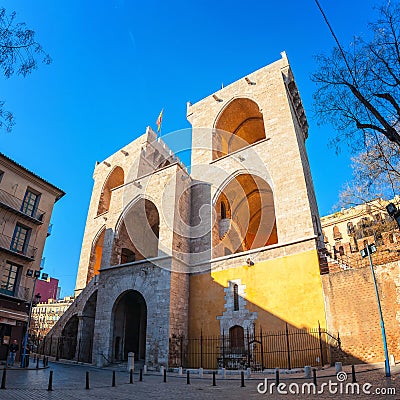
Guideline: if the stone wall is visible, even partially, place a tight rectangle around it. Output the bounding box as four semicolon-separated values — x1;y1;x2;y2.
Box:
322;260;400;363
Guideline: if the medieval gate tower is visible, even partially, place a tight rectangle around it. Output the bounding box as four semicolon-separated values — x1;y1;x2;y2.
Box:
49;52;328;368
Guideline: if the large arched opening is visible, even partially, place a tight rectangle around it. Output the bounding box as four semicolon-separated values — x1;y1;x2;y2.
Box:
112;198;159;265
79;291;97;363
87;227;105;284
213;98;266;160
61;315;78;360
112;290;147;362
97;166;125;215
213;173;277;258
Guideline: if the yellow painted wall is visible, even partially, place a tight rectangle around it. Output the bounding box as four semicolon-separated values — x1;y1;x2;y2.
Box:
189;249;326;337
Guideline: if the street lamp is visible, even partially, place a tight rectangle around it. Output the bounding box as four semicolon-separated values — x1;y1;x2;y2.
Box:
360;243;391;377
20;269;44;368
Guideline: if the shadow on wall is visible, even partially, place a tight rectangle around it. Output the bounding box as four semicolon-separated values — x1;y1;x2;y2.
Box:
38;263;371;370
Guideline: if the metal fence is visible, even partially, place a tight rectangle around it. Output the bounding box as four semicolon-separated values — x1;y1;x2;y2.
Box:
169;325;340;370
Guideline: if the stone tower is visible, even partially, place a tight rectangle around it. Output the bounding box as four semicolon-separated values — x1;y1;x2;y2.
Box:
49;52;328;369
186;52;327;338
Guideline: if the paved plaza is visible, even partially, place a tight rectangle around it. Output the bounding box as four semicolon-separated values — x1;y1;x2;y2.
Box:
0;361;399;399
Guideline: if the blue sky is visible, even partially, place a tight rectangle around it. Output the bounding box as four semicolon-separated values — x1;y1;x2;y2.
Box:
0;0;378;296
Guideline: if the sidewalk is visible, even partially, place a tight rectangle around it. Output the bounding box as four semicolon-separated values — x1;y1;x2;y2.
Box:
0;361;398;399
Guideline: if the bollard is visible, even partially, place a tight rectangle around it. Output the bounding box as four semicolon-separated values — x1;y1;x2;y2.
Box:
351;365;357;383
275;369;280;385
112;371;116;387
246;367;251;379
164;368;167;383
139;369;143;382
1;368;6;390
86;371;90;390
199;367;203;378
335;362;342;373
241;371;245;387
47;370;53;391
304;366;311;378
221;367;226;379
97;351;104;368
212;371;216;386
130;368;134;384
127;352;135;372
390;354;396;367
187;370;190;385
160;366;164;376
178;366;183;375
143;365;147;375
313;368;317;386
36;357;39;369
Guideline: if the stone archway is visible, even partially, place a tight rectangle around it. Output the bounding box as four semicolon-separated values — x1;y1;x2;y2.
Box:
61;315;78;360
213;98;266;160
79;291;97;363
213;173;277;257
112;290;147;362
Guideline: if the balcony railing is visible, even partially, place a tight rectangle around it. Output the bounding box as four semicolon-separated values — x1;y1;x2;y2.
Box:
0;188;45;224
0;284;31;302
0;234;37;260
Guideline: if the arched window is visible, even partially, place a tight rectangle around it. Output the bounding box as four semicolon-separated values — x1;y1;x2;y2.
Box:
338;246;345;256
221;202;227;219
87;228;105;283
121;248;135;264
229;325;245;353
112;199;160;265
333;225;342;240
388;233;395;244
233;284;239;311
347;222;354;235
213;98;266;160
213;174;277;257
97;167;124;215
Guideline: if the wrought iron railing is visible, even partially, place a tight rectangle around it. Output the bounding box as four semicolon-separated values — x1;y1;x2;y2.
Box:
0;187;45;222
169;325;340;370
0;233;37;260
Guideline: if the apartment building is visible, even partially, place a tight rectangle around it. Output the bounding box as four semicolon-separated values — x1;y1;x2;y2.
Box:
31;296;74;337
0;152;64;361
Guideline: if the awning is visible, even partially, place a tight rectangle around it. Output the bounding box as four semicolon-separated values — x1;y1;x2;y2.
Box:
0;309;28;323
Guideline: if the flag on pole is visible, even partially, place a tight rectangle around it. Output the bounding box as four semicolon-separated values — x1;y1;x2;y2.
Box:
156;109;164;133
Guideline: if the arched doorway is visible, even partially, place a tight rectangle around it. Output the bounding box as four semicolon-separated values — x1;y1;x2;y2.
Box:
229;325;245;353
80;291;97;363
112;290;147;362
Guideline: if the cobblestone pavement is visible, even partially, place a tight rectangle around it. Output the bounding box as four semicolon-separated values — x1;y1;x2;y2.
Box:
0;362;399;399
